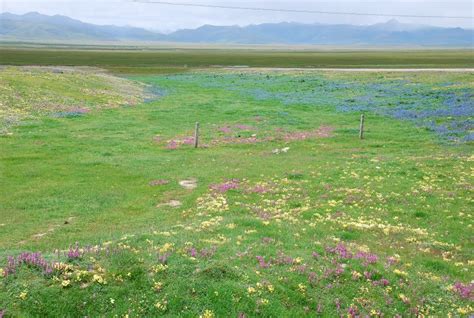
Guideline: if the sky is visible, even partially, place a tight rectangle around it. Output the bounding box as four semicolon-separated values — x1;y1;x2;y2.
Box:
1;0;473;32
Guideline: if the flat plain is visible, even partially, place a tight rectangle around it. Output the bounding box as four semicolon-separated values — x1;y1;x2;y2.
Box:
1;46;474;73
0;48;473;317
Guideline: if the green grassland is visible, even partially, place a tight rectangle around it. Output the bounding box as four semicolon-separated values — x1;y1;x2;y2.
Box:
1;47;474;74
0;66;473;317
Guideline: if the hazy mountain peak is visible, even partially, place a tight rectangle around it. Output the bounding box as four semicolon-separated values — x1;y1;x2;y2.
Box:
372;18;426;31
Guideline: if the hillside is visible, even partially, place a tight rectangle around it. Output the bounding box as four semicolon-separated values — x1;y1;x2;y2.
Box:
0;12;164;41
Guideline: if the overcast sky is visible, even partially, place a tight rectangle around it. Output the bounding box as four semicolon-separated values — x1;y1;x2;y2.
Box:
1;0;473;32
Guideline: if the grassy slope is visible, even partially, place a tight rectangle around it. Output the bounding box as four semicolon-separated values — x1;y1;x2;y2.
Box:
0;70;472;317
0;66;147;133
1;48;474;74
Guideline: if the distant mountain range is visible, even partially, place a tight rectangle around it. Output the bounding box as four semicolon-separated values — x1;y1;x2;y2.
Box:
1;12;473;46
0;12;164;42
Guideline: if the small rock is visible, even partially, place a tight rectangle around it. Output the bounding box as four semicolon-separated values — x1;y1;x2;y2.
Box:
179;178;197;190
157;200;182;208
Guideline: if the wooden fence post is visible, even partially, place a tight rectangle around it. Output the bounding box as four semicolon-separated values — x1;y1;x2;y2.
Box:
194;122;200;148
359;114;365;140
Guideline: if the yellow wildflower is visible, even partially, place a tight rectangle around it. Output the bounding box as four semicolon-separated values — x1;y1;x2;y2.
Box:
352;271;362;279
93;274;106;284
457;306;473;315
260;298;269;305
153;281;163;291
159;243;174;253
151;264;168;273
393;269;408;277
399;294;410;303
155;300;168;311
298;283;307;293
200;309;215;318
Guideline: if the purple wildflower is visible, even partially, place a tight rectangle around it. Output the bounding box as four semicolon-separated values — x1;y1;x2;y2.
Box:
5;252;53;276
219;126;232;134
364;271;373;280
166;140;178;150
317;303;323;313
250;185;270;194
200;247;217;258
188;248;197;258
326;243;353;259
347;305;359;318
182;137;195;145
235;124;253;131
355;251;378;266
453;282;474;300
256;256;270;268
157;253;169;264
67;242;82;260
187;247;216;259
386;256;398;266
210;179;240;193
274;252;294;265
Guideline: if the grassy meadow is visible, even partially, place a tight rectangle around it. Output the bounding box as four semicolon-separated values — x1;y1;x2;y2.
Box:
0;62;473;317
1;47;474;74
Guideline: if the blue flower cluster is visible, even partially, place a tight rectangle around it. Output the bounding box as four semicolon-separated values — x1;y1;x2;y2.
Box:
161;73;473;142
51;111;86;118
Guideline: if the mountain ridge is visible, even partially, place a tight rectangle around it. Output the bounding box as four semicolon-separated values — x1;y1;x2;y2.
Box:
1;12;473;46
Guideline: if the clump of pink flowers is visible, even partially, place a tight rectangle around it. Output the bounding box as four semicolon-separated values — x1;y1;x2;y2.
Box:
186;246;217;259
256;256;270;268
354;251;378;266
165;136;195;149
453;282;474;300
66;243;82;260
4;252;53;277
210;179;240;193
326;243;353;259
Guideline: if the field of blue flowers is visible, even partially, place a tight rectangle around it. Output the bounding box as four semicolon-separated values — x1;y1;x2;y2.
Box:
161;71;473;142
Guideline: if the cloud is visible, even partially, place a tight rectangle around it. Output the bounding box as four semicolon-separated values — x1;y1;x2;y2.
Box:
2;0;473;31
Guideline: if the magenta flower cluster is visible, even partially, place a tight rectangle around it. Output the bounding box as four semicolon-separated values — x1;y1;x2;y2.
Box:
165;136;195;150
209;179;240;193
187;246;217;259
4;252;53;276
453;282;474;300
66;243;82;260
